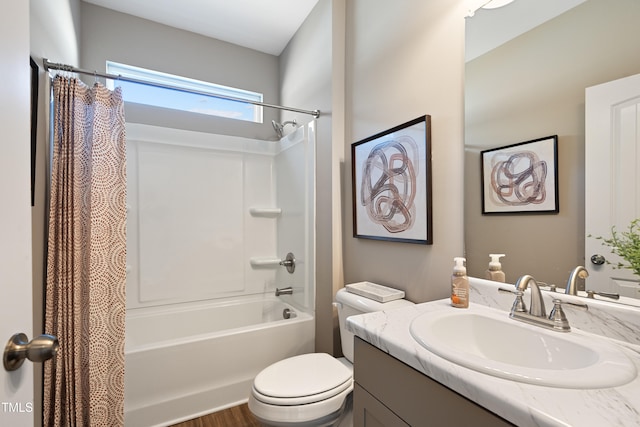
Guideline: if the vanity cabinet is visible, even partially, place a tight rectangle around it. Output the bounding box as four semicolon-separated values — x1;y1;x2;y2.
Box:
353;337;514;427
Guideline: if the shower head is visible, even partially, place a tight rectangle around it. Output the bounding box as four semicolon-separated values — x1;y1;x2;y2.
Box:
271;120;284;138
271;119;297;138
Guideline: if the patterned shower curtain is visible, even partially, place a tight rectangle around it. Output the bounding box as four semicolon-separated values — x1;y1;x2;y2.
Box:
44;76;127;427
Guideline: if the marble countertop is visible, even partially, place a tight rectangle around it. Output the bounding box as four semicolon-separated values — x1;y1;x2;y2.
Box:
346;298;640;427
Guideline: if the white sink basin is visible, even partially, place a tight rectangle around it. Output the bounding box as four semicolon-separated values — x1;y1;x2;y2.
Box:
409;305;637;389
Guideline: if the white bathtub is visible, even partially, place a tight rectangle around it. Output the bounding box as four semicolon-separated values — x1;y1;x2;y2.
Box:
124;295;315;427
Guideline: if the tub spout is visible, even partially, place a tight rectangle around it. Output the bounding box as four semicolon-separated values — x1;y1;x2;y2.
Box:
276;287;293;296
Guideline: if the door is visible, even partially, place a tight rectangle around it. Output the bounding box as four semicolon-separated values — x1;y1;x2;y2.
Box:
585;72;640;299
0;2;36;426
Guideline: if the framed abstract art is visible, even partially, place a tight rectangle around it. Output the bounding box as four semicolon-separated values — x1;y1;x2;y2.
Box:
481;135;559;214
351;115;432;244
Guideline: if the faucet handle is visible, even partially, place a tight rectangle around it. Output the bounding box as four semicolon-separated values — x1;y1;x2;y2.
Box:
553;298;589;311
549;299;571;332
279;252;296;274
511;290;527;313
498;287;527;313
537;281;557;292
586;290;620;300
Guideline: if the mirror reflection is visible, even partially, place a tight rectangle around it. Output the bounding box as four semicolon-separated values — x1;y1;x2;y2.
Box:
464;0;640;303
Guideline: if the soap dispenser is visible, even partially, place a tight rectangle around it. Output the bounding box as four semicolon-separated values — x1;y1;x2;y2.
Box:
451;257;469;308
485;254;506;283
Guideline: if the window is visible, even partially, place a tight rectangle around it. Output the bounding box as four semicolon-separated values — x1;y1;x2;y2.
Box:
106;61;263;123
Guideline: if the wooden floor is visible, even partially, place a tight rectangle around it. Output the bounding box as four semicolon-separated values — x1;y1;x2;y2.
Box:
170;404;261;427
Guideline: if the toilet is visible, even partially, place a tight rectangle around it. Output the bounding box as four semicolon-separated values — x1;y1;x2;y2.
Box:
248;286;413;426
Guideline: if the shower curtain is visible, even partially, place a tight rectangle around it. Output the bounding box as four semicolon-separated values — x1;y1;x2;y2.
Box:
44;76;127;427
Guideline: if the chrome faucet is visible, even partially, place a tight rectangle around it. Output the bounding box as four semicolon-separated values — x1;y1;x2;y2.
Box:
275;286;293;296
515;274;546;317
565;266;621;300
565;266;588;295
509;275;573;332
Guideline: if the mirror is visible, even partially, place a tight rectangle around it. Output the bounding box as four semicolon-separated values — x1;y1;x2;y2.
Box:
464;0;640;303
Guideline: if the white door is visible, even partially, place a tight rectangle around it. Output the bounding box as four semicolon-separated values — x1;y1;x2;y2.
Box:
0;3;36;426
585;72;640;299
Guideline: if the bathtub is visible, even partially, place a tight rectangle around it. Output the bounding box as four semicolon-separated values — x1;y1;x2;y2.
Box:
124;294;315;427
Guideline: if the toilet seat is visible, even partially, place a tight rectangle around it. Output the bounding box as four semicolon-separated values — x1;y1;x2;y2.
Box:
252;353;353;405
249;353;354;425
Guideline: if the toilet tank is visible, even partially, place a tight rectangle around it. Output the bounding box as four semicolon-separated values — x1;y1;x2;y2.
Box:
335;287;413;362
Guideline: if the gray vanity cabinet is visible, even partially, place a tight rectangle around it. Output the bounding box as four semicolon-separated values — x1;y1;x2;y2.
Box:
353;337;514;427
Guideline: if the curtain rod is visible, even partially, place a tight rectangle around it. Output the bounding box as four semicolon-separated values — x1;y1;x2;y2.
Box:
43;59;320;119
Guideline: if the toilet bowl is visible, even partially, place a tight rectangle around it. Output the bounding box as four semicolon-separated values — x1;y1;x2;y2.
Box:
248;286;413;426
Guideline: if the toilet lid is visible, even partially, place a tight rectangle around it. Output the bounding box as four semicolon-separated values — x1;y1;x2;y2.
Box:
253;353;352;399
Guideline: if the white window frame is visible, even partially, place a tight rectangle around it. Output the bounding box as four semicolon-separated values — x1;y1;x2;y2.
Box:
106;61;264;123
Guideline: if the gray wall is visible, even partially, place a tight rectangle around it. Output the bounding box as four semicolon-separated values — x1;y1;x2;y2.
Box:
464;0;640;287
281;0;467;354
31;0;81;67
80;2;280;140
343;0;466;304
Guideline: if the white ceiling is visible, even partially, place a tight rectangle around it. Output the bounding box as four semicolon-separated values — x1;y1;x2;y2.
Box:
83;0;585;60
82;0;320;56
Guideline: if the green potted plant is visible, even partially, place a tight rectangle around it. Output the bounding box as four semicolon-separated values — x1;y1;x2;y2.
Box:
592;218;640;277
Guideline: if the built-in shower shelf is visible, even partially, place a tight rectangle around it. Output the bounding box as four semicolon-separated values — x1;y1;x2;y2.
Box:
250;257;282;268
249;208;282;218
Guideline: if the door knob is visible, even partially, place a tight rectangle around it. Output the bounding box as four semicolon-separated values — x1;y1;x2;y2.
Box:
3;333;59;371
590;254;606;265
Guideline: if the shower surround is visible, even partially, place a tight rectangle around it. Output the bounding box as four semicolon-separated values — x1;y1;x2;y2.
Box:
123;123;316;426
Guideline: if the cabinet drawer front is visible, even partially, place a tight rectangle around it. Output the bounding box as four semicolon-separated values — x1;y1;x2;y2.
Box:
354;384;410;427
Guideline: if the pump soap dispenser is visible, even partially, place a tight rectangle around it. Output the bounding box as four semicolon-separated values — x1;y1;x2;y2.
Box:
485;254;506;282
451;257;469;308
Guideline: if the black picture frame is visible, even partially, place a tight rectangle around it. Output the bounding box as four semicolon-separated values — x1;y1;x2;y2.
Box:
480;135;559;214
30;57;39;207
351;115;432;244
